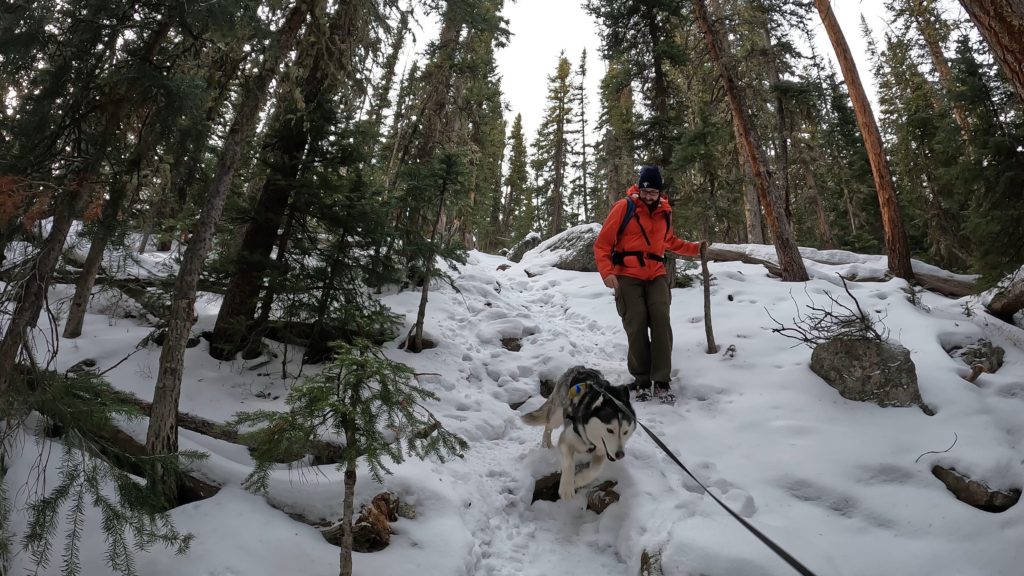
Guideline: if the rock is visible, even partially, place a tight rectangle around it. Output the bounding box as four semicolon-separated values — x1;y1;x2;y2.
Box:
532;472;561;503
947;338;1005;374
501;337;522;352
396;502;417;520
66;358;98;374
586;480;620;514
520;225;601;273
639;550;665;576
547;226;600;273
932;466;1021;513
539;378;555;398
810;338;929;413
507;232;541;263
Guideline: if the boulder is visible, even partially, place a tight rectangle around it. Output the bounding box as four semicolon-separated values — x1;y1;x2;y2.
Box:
547;226;600;273
507;232;541;263
810;338;928;412
947;338;1005;374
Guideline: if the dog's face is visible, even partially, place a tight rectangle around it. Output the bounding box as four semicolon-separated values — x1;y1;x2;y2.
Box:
582;386;635;462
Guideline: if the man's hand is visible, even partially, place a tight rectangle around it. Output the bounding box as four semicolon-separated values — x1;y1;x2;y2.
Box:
603;275;619;290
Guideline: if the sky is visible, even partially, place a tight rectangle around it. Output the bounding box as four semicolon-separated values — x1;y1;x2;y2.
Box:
494;0;968;143
4;222;1023;575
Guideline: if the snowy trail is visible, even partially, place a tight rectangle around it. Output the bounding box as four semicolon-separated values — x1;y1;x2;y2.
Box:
426;256;637;574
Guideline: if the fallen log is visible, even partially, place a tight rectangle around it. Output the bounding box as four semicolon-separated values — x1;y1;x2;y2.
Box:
104;388;346;465
703;246;977;297
987;275;1024;321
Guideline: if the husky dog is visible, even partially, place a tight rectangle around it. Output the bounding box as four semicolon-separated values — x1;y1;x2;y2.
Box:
522;366;636;501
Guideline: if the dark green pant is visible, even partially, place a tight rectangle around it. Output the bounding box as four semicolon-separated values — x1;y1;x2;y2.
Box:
614;275;673;383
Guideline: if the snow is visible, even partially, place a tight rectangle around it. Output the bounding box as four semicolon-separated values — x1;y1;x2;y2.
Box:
4;242;1024;576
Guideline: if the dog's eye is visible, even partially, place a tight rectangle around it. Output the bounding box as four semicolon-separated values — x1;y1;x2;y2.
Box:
607;427;614;433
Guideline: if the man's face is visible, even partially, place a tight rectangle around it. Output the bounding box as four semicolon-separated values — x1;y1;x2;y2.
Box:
638;187;660;207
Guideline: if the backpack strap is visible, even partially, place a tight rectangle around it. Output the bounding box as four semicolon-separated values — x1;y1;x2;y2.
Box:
615;197;637;242
612;197;654;267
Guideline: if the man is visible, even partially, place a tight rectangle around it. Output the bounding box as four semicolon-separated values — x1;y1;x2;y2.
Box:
593;165;707;403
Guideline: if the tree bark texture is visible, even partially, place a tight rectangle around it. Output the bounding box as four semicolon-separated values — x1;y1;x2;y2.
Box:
958;0;1024;108
64;112;160;338
814;0;915;281
146;1;314;500
691;0;808;281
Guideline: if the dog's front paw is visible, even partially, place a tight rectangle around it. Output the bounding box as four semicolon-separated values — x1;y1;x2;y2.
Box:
541;437;553;449
558;479;576;501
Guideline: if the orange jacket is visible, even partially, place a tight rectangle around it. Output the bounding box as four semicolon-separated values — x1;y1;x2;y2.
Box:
594;185;701;281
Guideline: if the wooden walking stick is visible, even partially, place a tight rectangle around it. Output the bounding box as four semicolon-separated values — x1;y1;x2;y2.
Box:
700;242;718;354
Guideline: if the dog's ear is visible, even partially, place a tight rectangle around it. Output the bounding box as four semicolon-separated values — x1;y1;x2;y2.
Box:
611;384;631;405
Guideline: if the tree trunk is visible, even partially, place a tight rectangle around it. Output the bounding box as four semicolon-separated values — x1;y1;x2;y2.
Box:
691;0;808;281
761;16;792;223
802;161;836;249
958;0;1024;107
987;276;1024;321
0;185;89;394
709;0;765;245
64;114;160;338
407;178;448;353
910;0;973;143
145;0;313;506
0;16;172;394
814;0;914;281
340;420;357;576
211;2;358;360
646;6;673;171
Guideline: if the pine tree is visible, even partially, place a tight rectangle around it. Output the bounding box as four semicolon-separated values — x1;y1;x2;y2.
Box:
592;58;637;214
957;0;1024;107
209;0;397;360
813;0;914;280
146;0;317;506
690;0;808;281
502;114;533;242
235;341;466;576
532;53;576;235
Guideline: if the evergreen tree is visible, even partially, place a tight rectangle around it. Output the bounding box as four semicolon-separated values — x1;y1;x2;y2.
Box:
235;340;466;576
532;53;576;235
146;0;317;506
502;114;533;242
950;34;1024;282
957;0;1024;107
592;58;637;214
813;0;914;280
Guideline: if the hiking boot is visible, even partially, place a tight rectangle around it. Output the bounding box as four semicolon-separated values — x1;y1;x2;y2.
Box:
634;387;653;402
653;381;676;405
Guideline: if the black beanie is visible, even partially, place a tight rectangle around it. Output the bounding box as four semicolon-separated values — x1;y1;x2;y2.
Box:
637;165;663;191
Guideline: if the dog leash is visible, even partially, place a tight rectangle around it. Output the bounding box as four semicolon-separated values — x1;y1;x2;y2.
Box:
599;388;819;576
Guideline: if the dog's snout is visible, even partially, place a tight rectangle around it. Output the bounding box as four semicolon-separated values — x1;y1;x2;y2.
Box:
615;450;624;460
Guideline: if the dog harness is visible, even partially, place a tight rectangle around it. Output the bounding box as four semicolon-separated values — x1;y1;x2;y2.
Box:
567;379;597;453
